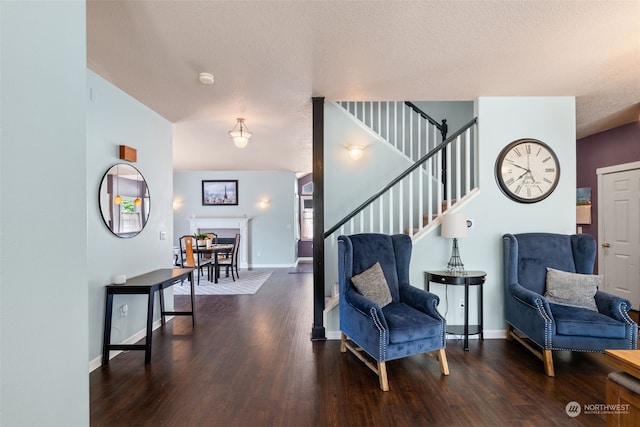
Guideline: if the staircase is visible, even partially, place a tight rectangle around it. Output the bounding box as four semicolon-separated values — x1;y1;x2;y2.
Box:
326;101;479;243
316;100;479;338
337;101;448;163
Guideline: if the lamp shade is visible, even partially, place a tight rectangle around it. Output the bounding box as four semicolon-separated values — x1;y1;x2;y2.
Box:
441;213;468;238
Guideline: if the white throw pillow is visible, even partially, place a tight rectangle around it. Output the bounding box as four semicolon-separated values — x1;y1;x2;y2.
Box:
350;262;392;308
544;267;600;311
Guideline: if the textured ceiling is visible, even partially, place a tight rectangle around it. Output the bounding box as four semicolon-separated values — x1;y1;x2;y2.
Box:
87;0;640;174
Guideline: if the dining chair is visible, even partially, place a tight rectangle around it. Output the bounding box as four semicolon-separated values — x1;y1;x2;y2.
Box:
217;233;240;281
179;235;213;285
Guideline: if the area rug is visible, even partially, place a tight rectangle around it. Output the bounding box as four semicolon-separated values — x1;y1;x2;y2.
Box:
172;270;273;295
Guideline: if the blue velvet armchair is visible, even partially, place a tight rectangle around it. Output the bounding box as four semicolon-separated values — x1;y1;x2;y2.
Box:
503;233;637;376
338;233;449;391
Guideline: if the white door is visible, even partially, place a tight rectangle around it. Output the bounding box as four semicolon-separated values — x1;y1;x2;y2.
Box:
599;165;640;309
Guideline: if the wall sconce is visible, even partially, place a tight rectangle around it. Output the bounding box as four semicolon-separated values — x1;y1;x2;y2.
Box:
172;198;183;210
229;118;252;148
348;145;364;160
258;199;270;209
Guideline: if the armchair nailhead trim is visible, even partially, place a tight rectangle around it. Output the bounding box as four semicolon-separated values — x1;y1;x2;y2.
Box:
534;299;553;348
617;301;638;349
432;298;446;347
370;307;387;361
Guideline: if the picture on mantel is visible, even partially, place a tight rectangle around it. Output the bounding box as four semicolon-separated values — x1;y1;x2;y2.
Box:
202;180;238;206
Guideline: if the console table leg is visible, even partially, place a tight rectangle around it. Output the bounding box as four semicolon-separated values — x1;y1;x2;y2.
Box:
159;286;166;326
102;291;114;366
144;291;154;364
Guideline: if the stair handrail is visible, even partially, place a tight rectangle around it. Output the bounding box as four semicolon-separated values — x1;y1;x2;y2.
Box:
323;116;477;238
404;101;448;139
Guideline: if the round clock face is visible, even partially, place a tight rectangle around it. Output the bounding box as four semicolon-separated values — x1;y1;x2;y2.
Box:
495;139;560;203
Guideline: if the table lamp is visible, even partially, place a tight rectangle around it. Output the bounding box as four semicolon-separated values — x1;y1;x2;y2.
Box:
441;212;468;274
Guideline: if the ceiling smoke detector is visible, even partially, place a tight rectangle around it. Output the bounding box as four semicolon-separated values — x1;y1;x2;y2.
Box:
198;72;214;85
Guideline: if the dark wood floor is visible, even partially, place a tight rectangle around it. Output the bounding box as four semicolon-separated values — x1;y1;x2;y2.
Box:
91;268;616;426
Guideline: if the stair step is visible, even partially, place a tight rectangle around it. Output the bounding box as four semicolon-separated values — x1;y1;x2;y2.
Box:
403;200;458;235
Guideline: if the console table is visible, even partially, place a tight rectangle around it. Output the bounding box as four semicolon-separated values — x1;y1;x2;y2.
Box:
424;270;486;351
102;268;195;365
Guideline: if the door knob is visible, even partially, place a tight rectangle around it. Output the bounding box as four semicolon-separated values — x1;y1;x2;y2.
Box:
602;243;611;248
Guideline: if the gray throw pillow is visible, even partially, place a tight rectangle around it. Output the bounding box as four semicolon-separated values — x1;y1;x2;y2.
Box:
544;267;600;311
350;262;392;308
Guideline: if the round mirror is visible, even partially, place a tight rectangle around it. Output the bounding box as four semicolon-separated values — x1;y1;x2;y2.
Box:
99;163;150;238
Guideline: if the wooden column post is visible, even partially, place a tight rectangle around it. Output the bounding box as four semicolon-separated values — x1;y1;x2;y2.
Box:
311;96;326;340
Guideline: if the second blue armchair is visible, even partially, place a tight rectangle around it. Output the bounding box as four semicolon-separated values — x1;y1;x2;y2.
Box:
503;232;637;376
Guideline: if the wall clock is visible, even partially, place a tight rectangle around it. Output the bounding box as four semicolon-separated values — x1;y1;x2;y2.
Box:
495;138;560;203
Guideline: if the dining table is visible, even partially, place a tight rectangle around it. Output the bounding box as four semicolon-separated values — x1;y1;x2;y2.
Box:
192;244;233;284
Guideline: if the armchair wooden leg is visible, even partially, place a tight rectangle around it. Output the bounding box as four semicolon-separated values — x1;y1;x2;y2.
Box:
378;361;389;391
340;332;347;353
508;325;556;377
543;349;555;377
506;324;514;341
437;348;449;375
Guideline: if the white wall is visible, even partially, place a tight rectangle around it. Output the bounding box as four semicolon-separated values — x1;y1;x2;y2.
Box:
324;97;577;337
1;1;89;425
324;102;416;227
87;70;174;365
173;171;297;267
412;101;474;136
410;96;577;334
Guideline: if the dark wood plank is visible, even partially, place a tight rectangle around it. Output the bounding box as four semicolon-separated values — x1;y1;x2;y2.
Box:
91;268;611;426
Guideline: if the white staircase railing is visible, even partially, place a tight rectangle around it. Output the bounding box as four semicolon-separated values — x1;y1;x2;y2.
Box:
337;101;447;162
324;116;478;245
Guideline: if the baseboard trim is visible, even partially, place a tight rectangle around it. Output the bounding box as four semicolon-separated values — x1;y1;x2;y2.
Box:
89;316;173;372
326;330;342;340
248;263;296;268
325;329;506;341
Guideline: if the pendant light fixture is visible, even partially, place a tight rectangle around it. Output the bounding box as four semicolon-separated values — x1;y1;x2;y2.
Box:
228;118;252;148
113;164;122;205
134;170;142;206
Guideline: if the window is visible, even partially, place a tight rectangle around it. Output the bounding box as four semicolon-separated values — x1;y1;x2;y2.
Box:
301;197;313;240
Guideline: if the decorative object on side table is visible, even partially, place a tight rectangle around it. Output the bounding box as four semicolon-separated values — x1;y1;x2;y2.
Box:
441;212;468;274
112;274;127;285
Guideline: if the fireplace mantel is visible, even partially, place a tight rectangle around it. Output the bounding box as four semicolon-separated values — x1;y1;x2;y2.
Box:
187;217;251;268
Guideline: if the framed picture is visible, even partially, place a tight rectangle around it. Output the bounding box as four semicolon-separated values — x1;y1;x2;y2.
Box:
202;180;238;206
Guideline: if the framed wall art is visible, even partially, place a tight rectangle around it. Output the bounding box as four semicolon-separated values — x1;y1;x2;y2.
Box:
202;180;238;206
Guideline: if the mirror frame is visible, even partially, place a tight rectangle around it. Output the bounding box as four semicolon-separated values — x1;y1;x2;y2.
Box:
98;163;150;238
